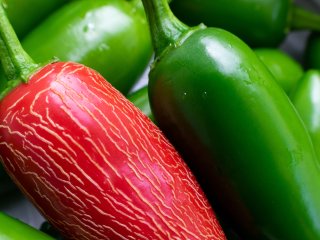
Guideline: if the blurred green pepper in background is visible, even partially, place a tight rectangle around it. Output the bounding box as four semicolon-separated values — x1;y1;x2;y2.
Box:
0;212;54;239
254;48;304;94
127;85;154;122
2;0;152;95
170;0;320;47
291;70;320;159
4;0;68;38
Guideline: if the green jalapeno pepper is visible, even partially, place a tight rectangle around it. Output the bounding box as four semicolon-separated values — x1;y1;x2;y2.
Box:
4;0;68;38
129;49;304;120
141;0;320;239
291;70;320;159
0;212;54;239
169;0;320;47
0;1;226;238
1;0;152;95
254;48;304;94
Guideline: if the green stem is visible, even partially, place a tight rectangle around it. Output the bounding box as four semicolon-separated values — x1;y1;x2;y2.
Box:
0;35;16;81
0;2;39;84
140;0;189;57
291;5;320;31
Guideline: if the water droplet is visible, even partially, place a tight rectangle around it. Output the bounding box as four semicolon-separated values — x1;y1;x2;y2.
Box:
83;23;95;33
288;148;303;169
202;91;208;99
182;92;187;99
98;43;109;52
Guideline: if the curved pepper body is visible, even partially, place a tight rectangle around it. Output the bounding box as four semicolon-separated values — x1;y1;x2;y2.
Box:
17;0;152;95
149;27;320;239
128;47;305;120
291;70;320;159
0;212;54;239
128;85;154;121
170;0;290;47
254;48;303;94
5;0;68;38
0;0;153;188
0;0;152;192
0;61;226;240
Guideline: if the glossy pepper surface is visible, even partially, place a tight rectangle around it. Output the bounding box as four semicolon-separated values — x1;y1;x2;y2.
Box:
170;0;320;47
254;48;304;94
4;0;68;38
0;0;153;190
141;0;320;239
0;212;54;239
291;70;320;159
128;48;305;119
127;85;154;121
0;0;152;193
6;0;152;95
0;3;226;239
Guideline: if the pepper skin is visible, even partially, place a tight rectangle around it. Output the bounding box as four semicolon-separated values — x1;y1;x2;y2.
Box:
128;49;304;120
290;70;320;159
127;85;154;122
141;0;320;239
0;0;153;188
0;212;54;239
4;0;68;38
254;48;303;94
170;0;320;47
0;4;226;240
12;0;152;95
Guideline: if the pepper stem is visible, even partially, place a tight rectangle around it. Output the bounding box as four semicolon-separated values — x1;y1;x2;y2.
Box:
291;5;320;31
0;2;39;85
140;0;190;57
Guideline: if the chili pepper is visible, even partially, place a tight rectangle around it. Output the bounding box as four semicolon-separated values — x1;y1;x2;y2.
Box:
127;85;154;121
128;48;304;121
0;212;54;239
169;0;320;47
4;0;68;38
141;0;320;239
305;32;320;70
3;0;153;95
0;0;153;190
254;48;304;94
290;70;320;159
0;4;226;240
